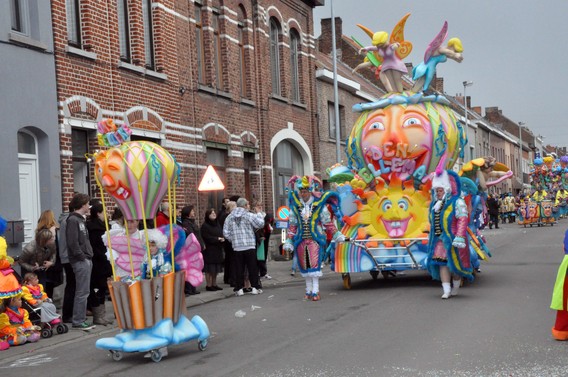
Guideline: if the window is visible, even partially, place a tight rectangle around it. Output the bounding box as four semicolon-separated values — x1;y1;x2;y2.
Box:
273;141;303;207
72;130;90;196
328;102;346;140
205;148;226;212
290;29;300;102
66;0;81;47
195;4;205;84
269;18;281;96
10;0;27;33
18;131;36;155
237;5;247;97
117;0;131;62
142;0;154;69
212;9;223;90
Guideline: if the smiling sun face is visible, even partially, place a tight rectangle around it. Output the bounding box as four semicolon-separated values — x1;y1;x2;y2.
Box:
357;178;431;239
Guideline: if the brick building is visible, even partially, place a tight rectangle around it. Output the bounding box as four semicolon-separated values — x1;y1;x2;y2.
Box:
51;0;323;219
315;18;384;184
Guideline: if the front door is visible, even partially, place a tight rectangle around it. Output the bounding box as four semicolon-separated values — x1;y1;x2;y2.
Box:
19;159;40;245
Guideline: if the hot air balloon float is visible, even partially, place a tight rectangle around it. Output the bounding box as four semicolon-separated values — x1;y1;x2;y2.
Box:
92;119;210;362
329;15;499;288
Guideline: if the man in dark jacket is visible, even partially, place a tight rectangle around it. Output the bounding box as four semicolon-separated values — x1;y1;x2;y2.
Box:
66;193;95;330
487;194;500;229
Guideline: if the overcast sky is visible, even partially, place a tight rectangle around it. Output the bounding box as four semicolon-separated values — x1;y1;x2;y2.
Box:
313;0;567;147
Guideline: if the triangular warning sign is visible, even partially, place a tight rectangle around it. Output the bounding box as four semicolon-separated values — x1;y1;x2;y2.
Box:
198;165;225;191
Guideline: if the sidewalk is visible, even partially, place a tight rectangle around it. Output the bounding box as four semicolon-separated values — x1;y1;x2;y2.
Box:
1;259;299;359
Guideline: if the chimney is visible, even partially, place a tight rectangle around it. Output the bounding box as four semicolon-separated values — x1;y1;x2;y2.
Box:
319;17;342;54
472;106;482;116
485;107;501;115
434;77;444;93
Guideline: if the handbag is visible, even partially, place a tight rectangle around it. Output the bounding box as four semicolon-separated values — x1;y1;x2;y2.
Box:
256;241;265;261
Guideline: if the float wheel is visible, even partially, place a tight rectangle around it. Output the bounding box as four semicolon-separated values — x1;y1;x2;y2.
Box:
198;340;208;351
150;350;162;363
370;271;379;280
342;273;351;290
111;351;123;361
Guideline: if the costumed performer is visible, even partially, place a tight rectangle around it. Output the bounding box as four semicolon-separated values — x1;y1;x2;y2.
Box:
0;216;21;300
103;218;143;281
0;294;41;345
550;228;568;340
140;228;172;279
283;176;346;301
426;170;474;299
21;272;61;325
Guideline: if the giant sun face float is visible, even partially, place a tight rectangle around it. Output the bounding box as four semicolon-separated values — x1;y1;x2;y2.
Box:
331;92;466;273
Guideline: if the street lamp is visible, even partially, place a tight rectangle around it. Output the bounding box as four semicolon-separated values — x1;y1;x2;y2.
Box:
463;81;473;158
518;121;525;192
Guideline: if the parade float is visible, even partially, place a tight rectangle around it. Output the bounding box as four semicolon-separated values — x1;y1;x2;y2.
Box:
518;155;565;227
328;15;502;288
92;119;210;362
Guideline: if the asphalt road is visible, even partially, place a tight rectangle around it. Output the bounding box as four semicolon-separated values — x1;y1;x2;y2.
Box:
2;221;568;376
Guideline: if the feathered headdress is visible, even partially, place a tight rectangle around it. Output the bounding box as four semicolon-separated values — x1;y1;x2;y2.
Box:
287;175;323;198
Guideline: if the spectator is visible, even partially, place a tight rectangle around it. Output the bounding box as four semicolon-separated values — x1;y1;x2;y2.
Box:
155;203;171;228
487;194;500;229
223;201;237;286
223;198;265;296
66;193;95;330
200;208;225;291
19;229;56;287
180;205;203;295
36;210;63;298
110;207;124;229
258;213;274;280
86;202;113;325
217;198;230;228
58;204;74;323
21;272;61;325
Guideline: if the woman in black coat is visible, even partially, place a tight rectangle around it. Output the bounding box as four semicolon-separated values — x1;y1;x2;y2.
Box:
180;205;203;295
200;208;225;291
86;202;113;325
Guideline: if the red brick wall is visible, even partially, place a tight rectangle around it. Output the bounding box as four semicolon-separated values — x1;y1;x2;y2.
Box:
53;0;320;218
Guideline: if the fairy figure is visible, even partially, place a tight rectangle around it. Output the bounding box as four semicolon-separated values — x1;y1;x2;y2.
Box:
356;13;413;93
412;22;464;93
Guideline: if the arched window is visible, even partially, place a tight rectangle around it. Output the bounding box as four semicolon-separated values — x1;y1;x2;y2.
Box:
273;140;304;207
289;28;300;102
237;5;247;98
18;131;36;155
269;18;281;96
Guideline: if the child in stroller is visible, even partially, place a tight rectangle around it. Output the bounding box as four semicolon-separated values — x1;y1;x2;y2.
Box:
21;273;68;338
0;294;41;345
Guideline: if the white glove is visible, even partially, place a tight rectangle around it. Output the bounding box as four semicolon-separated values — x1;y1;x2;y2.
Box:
335;234;346;243
452;236;466;249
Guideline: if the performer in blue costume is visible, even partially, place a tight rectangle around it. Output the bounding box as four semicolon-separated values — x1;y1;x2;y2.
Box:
283;176;345;301
426;170;474;299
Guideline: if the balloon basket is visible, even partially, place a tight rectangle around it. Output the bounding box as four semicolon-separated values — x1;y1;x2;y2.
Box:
96;270;210;362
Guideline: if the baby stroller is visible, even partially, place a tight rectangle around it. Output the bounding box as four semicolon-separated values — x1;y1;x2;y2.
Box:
22;300;68;338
